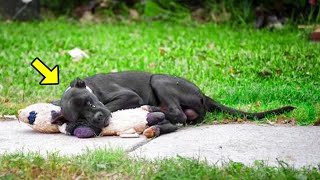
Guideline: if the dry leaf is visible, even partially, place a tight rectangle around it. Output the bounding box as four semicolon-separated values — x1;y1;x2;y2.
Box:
314;119;320;126
129;9;139;20
256;101;261;108
159;47;168;55
148;62;156;69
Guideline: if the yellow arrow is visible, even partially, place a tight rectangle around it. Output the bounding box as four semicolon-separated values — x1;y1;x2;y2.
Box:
31;57;59;85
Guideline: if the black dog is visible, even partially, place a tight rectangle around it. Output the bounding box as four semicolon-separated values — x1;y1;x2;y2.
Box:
52;71;294;136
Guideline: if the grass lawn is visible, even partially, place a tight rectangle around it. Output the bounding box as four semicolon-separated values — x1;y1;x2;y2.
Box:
0;20;320;178
0;20;319;124
0;149;319;179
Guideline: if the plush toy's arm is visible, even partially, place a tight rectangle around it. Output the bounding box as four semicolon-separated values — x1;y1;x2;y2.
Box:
58;123;96;138
73;127;96;138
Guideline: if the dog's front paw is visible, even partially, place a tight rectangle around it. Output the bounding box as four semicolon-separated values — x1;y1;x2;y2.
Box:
146;112;165;126
143;126;160;138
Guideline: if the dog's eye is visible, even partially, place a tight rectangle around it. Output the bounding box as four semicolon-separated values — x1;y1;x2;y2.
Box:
87;102;96;108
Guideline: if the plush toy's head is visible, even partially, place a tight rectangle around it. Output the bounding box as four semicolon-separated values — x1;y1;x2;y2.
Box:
18;103;61;133
18;103;97;138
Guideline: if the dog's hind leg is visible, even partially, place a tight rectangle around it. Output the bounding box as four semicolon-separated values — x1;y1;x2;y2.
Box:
150;74;207;124
142;105;200;125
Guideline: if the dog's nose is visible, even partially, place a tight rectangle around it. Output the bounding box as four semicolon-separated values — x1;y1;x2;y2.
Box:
94;111;110;127
94;112;104;121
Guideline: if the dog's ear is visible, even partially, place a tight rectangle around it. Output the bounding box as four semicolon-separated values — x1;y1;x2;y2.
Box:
51;110;68;125
70;77;86;88
51;100;61;106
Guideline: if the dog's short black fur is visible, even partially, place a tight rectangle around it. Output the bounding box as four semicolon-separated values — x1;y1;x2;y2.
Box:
53;71;294;136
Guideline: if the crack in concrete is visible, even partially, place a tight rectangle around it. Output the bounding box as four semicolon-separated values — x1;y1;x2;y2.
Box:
125;138;154;153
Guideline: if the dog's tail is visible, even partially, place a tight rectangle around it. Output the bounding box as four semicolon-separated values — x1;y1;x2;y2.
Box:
204;96;295;119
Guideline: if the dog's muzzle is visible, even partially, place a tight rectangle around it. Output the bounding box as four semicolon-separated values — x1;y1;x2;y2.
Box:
93;111;110;127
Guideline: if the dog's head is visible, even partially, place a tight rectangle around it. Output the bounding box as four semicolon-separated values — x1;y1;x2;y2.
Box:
52;78;111;135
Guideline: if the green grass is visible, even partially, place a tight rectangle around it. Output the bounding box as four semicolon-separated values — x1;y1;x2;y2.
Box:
0;20;320;124
0;150;319;179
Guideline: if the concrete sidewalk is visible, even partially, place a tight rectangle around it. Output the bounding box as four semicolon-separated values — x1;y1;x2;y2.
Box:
0;121;149;155
0;120;319;168
129;124;320;168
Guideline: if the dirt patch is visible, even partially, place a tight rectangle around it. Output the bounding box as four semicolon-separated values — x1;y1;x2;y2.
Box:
0;115;17;121
208;117;297;126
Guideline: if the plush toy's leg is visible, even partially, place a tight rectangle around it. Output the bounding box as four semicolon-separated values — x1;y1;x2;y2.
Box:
143;120;178;138
143;126;160;138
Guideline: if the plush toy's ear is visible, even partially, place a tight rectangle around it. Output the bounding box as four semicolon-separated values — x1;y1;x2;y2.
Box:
51;110;68;125
70;77;86;88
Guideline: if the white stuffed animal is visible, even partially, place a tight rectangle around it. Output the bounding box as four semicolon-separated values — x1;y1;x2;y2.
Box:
18;103;61;133
18;103;164;138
